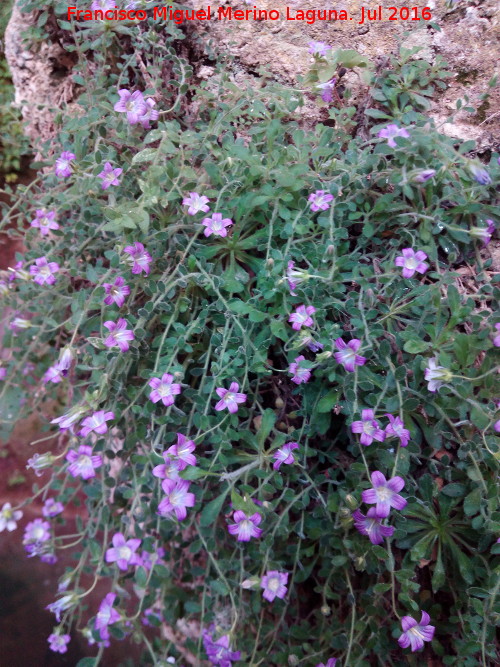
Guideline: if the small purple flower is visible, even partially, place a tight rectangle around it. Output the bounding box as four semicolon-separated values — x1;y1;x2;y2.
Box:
215;382;247;413
261;570;288;602
103;318;135;352
91;0;116;9
164;433;196;470
493;323;500;348
334;337;366;372
46;594;76;622
78;410;115;437
42;498;64;518
140;547;165;571
395;248;429;278
0;503;22;532
58;347;73;373
470;219;495;246
424;357;451;393
289;355;312;384
202;213;233;238
398;611;435;652
43;363;66;384
317;78;337;103
148;373;182;406
286;260;308;295
377;124;410;148
385;414;410;447
103;276;130;307
182;192;210;215
114;89;147;125
228;510;262;542
351;409;385;446
152;455;182;481
352;508;394;545
308;189;334;212
23;518;51;548
469;164;491;185
51;406;87;432
158;479;195;520
361;471;407;517
414;169;436;183
105;533;142;571
95;592;121;640
30;209;59;236
30;257;60;286
123;241;152;274
48;632;70;654
139;98;159;129
308;41;331;57
55;151;76;178
98;162;122;189
26;452;54;476
273;442;299;470
203;626;241;666
288;304;316;331
316;660;337;667
66;445;103;480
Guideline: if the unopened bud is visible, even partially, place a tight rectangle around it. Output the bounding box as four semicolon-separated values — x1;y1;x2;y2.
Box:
354;556;366;570
266;258;274;269
321;604;331;616
275;398;284;409
241;576;260;590
345;494;358;510
288;655;299;666
326;244;335;256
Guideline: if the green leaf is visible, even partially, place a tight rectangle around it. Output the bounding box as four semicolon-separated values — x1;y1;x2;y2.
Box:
403;339;430;354
132;148;158;165
199;490;229;527
441;483;466;498
76;659;98;667
432;545;445;592
257;409;276;446
317;390;340;413
463;488;482;516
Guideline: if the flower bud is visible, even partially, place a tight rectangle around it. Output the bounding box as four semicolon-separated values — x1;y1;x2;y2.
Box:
266;258;274;269
345;494;358;510
354;556;366;570
321;604;331;616
26;452;55;476
326;244;335;256
315;350;332;363
469;163;491;185
58;346;74;372
338;508;351;520
275;397;284;409
413;169;436;183
241;576;260;590
288;655;299;666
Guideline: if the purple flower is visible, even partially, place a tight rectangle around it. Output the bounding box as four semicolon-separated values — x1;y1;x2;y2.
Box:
30;257;60;286
289;355;312;384
42;498;64;518
152;455;182;481
202;213;234;238
95;592;121;640
424;357;451;392
66;445;103;480
123;241;152;274
385;414;410;447
493;323;500;348
334;337;366;372
228;510;262;542
46;594;76;622
164;433;196;470
157;479;195;520
139;98;159;129
317;78;337;103
469;164;491;185
288;304;316;331
377;124;410;148
98;161;122;189
55;151;76;178
273;442;299;470
414;169;436;183
361;471;407;517
398;611;435;652
48;632;70;654
7;260;29;282
105;533;142;570
351;409;385;446
203;626;241;666
91;0;116;9
308;189;334;212
30;209;59;236
316;660;337;667
58;347;73;373
470;219;495;246
395;248;429;278
43;363;66;384
286;260;308;295
183;192;210;215
215;382;247;413
114;89;147;124
140;547;165;571
103;276;130;307
352;508;395;545
78;410;115;437
23;519;51;548
308;41;331;57
26;452;54;476
261;570;288;602
50;406;87;432
148;373;182;406
0;503;22;532
103;318;135;352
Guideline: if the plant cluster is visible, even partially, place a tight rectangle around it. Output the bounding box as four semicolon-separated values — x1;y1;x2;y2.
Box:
0;3;499;666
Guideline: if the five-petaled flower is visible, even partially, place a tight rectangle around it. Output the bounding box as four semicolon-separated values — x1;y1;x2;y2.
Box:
398;611;435;652
182;192;210;215
424;357;451;393
158;479;195;520
351;409;385;446
103;276;130;307
51;406;87;432
30;209;59;236
203;626;241;667
317;79;337;103
201;212;233;238
55;151;76;178
352;508;394;545
273;442;299;470
98;162;123;190
114;89;147;124
289;355;312;384
78;410;115;437
361;471;407;517
30;257;60;286
288;305;316;331
228;510;263;541
308;41;331;57
385;414;410;447
105;533;142;571
66;445;103;480
123;242;152;274
0;502;22;532
148;373;182;406
162;433;196;470
470;219;495;246
308;189;334;212
95;592;121;640
215;382;247;413
103;318;135;352
23;518;51;550
394;248;429;278
139;98;159;129
377;124;410;148
334;337;366;372
48;632;71;654
42;498;64;518
261;570;288;602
